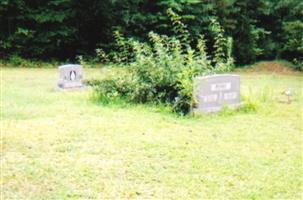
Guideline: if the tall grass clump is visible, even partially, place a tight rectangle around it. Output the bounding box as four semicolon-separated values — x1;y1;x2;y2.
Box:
90;9;234;115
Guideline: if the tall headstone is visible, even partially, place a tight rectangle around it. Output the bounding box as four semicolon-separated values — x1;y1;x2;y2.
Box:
193;74;240;113
58;64;85;89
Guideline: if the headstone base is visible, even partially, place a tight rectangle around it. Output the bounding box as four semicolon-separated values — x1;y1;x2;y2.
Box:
193;103;241;114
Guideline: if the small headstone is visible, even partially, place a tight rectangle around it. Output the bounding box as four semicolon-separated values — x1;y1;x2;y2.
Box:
58;64;85;89
193;74;240;113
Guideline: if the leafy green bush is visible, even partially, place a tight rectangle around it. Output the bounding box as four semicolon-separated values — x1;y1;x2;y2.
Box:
90;10;234;115
292;58;303;71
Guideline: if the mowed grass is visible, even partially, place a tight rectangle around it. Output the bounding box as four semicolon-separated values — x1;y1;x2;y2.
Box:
1;65;302;199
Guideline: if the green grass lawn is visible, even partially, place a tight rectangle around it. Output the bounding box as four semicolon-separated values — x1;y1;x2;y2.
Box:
1;65;302;199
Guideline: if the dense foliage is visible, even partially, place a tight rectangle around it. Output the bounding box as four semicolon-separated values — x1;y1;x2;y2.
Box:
0;0;302;65
88;11;233;114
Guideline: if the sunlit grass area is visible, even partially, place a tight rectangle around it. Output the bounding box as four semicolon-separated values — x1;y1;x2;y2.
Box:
1;64;302;199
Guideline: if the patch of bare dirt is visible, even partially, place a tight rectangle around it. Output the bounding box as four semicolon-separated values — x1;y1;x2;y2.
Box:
238;61;299;75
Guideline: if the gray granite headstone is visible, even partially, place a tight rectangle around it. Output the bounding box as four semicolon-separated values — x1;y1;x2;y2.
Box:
193;74;240;113
58;64;84;89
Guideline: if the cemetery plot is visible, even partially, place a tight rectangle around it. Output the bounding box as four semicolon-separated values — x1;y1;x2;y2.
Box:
1;67;302;199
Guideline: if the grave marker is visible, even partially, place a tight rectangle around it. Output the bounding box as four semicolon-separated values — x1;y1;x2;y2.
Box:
58;64;85;89
193;74;240;113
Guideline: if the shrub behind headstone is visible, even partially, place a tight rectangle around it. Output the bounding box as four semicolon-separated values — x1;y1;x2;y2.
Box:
90;12;234;115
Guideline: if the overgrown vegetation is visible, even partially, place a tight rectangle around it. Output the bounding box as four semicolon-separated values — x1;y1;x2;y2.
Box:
0;0;302;66
89;10;233;115
0;55;57;68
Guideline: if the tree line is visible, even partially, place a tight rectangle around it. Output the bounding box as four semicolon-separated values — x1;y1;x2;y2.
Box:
0;0;302;65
